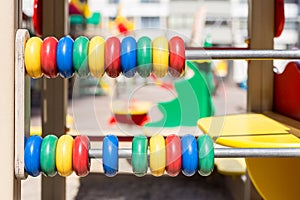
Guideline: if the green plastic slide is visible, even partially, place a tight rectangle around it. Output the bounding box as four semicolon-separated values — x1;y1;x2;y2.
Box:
144;61;215;128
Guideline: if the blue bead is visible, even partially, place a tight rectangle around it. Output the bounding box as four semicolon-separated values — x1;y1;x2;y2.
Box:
121;36;137;78
57;36;74;78
102;135;118;177
181;134;198;176
24;135;43;177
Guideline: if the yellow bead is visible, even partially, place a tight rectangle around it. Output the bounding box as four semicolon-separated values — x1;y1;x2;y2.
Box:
153;36;169;77
88;36;105;78
149;134;166;176
24;37;43;78
56;135;73;177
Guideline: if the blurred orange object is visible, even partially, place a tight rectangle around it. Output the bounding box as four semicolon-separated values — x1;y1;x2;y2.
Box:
110;100;151;126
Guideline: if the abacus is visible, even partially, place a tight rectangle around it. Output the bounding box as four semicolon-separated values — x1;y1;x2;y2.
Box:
24;133;300;179
15;27;300;180
22;31;300;80
2;1;299;199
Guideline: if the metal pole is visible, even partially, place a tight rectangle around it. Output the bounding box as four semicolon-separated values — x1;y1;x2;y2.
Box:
185;49;300;60
214;148;300;158
18;35;300;61
88;148;300;159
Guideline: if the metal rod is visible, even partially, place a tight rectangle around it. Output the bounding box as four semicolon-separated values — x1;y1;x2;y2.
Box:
214;148;300;158
88;148;300;159
185;49;300;60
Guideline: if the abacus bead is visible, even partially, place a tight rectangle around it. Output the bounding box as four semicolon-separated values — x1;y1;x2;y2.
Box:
166;134;182;177
169;36;185;77
121;36;137;78
181;134;198;176
57;36;74;78
41;37;58;78
73;135;90;177
132;135;148;177
56;135;73;177
149;134;166;177
24;135;43;177
73;36;89;77
105;37;121;78
198;134;214;176
153;36;169;78
88;36;105;78
137;36;152;78
40;135;58;177
32;0;42;36
24;37;43;78
102;135;119;177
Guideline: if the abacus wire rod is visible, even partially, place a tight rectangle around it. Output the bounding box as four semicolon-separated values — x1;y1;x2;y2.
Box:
88;148;300;159
185;49;300;60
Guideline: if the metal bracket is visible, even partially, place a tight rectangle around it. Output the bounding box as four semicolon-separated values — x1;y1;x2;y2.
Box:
15;29;30;180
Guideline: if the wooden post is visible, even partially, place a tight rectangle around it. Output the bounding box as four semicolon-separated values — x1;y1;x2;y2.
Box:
41;0;68;199
0;0;22;199
247;1;275;199
247;0;274;112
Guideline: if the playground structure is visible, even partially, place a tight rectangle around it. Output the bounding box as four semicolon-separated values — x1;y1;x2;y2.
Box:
3;0;300;200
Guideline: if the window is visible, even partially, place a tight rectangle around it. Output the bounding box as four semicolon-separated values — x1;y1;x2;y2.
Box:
109;0;119;4
168;14;194;29
141;0;159;3
141;17;160;28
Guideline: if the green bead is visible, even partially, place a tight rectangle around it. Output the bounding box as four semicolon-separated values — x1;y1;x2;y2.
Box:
197;134;214;176
132;135;148;177
73;36;89;77
137;36;152;77
40;135;58;177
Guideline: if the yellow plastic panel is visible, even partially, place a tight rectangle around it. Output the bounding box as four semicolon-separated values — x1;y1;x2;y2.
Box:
246;158;300;200
215;158;246;176
198;114;289;138
216;134;300;148
198;114;300;200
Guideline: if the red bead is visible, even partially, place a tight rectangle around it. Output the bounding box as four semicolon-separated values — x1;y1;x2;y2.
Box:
166;134;182;176
105;37;121;78
169;36;185;77
73;135;90;177
32;0;42;36
275;0;285;37
41;37;58;78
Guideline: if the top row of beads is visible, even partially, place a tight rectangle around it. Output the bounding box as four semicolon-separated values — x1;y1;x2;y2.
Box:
24;35;186;79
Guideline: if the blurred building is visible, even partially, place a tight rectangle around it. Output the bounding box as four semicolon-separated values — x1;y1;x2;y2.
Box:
88;0;169;36
169;0;299;47
88;0;299;46
87;0;300;83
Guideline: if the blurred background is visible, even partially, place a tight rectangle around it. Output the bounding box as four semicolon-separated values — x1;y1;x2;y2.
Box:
21;0;300;199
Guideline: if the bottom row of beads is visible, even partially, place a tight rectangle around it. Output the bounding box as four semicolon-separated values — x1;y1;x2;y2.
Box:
24;134;214;178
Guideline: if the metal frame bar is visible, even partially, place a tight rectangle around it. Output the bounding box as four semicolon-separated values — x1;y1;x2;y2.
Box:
17;35;300;61
89;147;300;159
185;49;300;60
15;31;300;62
